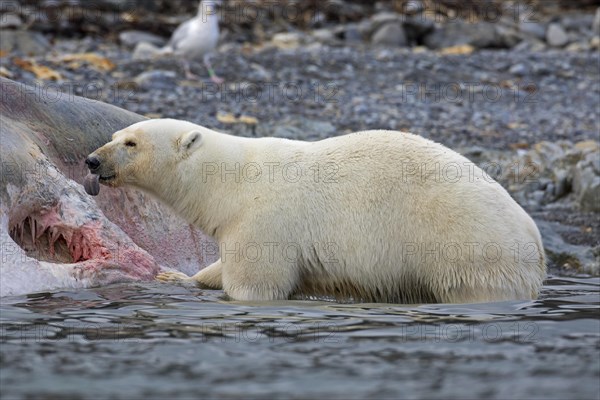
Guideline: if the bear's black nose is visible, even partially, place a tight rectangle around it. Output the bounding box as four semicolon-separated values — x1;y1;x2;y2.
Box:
85;156;101;171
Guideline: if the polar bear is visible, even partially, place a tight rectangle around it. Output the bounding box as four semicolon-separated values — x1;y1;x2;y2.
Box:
85;118;546;303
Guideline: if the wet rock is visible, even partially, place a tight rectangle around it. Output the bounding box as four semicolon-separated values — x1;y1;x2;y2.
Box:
546;23;569;47
536;220;599;275
371;22;407;47
119;30;166;48
461;139;599;214
0;30;50;55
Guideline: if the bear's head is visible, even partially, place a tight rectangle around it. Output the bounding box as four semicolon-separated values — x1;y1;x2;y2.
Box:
85;119;204;192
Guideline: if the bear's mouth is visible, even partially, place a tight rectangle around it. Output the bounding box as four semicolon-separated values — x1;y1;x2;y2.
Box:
99;174;116;182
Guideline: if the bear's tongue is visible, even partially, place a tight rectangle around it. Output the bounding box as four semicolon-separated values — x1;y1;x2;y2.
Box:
84;173;100;196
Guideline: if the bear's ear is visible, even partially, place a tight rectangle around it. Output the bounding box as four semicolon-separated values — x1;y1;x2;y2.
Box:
179;130;203;154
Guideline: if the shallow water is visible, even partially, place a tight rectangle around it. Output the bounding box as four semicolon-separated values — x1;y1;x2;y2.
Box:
1;276;599;400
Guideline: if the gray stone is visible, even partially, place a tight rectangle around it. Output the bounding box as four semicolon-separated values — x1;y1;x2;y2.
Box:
424;21;501;49
509;63;530;76
572;151;600;212
0;13;22;29
119;30;166;48
0;29;50;56
494;22;522;48
561;14;595;33
371;22;407;47
134;70;177;90
343;24;363;43
519;21;547;41
371;11;402;28
546;23;569;47
311;28;336;43
594;8;600;35
360;11;402;39
132;41;161;60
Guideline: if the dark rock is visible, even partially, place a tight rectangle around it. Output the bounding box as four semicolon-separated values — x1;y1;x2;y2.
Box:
403;14;435;45
424;21;503;49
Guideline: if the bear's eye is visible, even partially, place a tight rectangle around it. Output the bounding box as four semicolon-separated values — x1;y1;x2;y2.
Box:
125;141;137;147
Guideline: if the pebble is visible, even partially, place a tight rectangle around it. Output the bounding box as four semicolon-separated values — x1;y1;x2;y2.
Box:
546;23;569;47
509;63;529;76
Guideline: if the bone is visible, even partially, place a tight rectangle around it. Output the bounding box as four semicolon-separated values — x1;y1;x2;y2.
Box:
84;173;100;196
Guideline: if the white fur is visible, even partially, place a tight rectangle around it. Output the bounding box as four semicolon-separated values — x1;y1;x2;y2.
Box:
91;118;547;303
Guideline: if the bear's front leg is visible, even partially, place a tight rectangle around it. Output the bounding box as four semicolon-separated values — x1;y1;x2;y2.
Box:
222;259;299;301
156;259;222;289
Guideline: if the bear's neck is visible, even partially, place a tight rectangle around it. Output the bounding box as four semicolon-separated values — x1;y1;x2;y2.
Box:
153;132;253;240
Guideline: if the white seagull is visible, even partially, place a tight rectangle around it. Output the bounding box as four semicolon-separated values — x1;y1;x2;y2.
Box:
160;0;222;83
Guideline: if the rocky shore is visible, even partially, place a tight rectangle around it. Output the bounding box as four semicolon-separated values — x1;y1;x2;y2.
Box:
1;0;599;276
